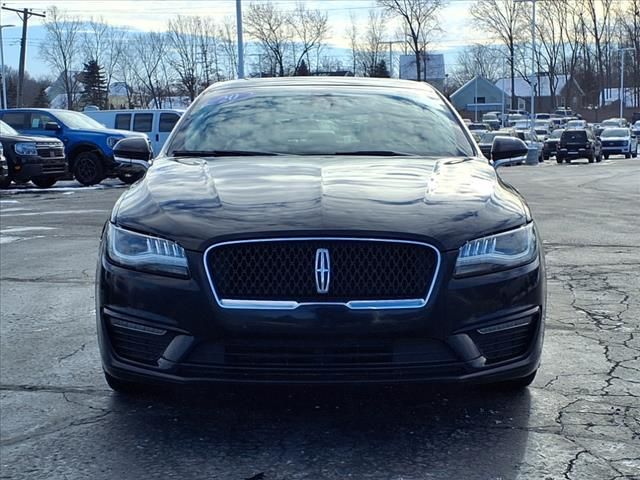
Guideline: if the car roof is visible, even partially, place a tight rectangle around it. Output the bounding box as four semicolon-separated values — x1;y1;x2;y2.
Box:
202;76;439;94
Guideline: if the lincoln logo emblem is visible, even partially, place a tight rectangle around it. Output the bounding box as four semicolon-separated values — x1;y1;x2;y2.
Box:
315;248;331;294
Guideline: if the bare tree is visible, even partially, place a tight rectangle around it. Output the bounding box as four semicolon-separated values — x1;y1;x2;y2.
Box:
82;17;124;103
167;16;204;101
616;0;640;109
452;44;505;86
583;0;615;105
219;17;238;80
287;4;329;74
39;6;83;110
346;13;360;75
127;32;170;108
245;2;292;76
470;0;526;109
378;0;445;81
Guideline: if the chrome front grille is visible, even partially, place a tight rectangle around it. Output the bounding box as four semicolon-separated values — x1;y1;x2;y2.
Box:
204;238;440;310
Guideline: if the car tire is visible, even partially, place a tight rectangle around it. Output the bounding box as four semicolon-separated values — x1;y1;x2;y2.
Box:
604;154;609;160
543;154;549;160
74;151;104;186
0;177;11;189
556;157;563;164
118;172;144;185
596;154;602;162
31;175;58;188
625;153;631;159
588;153;595;163
492;370;537;390
104;371;148;394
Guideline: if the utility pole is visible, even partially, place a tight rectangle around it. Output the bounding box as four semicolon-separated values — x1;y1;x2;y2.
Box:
0;24;16;109
377;40;403;77
235;0;244;79
1;6;46;107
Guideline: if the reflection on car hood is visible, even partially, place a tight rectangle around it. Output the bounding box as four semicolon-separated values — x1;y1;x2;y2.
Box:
114;156;529;251
0;133;63;144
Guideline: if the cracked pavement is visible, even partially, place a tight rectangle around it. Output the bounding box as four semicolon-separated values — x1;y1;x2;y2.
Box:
1;159;639;479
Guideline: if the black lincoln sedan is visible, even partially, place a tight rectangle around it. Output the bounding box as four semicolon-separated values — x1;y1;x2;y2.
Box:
97;77;545;393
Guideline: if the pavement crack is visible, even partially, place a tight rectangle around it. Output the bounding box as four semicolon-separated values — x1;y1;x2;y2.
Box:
58;344;86;363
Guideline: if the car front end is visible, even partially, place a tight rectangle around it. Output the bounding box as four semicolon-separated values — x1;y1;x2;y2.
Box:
96;78;545;391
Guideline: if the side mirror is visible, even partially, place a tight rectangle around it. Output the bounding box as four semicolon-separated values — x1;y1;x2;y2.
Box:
491;136;529;168
113;137;153;172
45;122;61;131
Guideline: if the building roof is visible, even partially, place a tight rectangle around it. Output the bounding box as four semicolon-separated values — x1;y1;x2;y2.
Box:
495;75;582;97
450;76;510;103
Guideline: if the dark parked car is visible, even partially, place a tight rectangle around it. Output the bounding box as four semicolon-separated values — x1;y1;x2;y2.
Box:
0;143;8;186
0;120;67;188
97;78;545;393
542;129;564;160
0;108;147;185
557;128;602;163
477;130;518;159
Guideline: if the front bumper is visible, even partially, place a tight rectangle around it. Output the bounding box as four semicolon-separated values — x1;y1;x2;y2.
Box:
10;157;68;180
601;145;631;154
97;241;546;386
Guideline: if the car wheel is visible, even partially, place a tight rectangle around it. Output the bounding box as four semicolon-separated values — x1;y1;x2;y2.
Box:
625;153;631;159
632;150;637;158
604;154;609;160
596;154;602;162
118;172;144;185
556;157;563;164
104;371;148;394
492;370;537;390
0;177;11;189
588;153;595;163
31;175;58;188
543;154;549;160
74;152;104;186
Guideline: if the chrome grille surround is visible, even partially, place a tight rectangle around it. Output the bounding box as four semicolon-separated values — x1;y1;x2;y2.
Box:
203;237;441;310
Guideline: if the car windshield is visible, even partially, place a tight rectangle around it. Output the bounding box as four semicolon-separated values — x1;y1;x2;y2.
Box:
468;124;486;130
166;88;475;157
601;120;619;127
601;128;628;137
535;129;547;135
0;120;19;136
54;111;106;130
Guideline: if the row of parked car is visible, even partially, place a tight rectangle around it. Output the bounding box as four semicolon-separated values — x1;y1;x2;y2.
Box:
470;111;639;165
0;108;183;189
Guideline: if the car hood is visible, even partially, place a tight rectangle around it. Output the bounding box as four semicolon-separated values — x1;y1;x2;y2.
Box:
0;133;63;144
601;137;629;141
113;156;530;252
76;128;146;137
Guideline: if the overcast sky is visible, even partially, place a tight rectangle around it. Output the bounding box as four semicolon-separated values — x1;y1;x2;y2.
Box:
0;0;490;79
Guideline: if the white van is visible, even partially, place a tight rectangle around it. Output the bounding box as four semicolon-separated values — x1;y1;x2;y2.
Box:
83;109;184;154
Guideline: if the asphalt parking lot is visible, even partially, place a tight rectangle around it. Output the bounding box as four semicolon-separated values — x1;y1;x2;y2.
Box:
1;157;639;480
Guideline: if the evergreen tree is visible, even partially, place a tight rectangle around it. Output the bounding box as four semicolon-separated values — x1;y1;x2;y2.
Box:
295;60;310;76
371;59;390;78
80;60;108;109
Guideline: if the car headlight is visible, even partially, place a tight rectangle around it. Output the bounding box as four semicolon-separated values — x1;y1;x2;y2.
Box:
14;142;38;156
106;136;123;148
454;223;537;277
105;223;189;277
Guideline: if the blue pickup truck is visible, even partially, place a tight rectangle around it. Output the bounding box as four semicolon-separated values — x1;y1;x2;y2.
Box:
0;108;150;185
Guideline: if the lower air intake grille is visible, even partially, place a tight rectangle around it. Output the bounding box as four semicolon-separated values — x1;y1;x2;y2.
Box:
470;315;538;364
107;316;174;365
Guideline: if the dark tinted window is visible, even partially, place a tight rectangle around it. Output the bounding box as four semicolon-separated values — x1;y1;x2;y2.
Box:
133;113;153;132
159;113;180;132
115;113;131;130
1;112;27;129
167;88;474;157
562;130;587;142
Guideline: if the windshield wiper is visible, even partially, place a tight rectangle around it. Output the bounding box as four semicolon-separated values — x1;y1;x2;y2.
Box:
333;150;416;156
170;150;282;157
